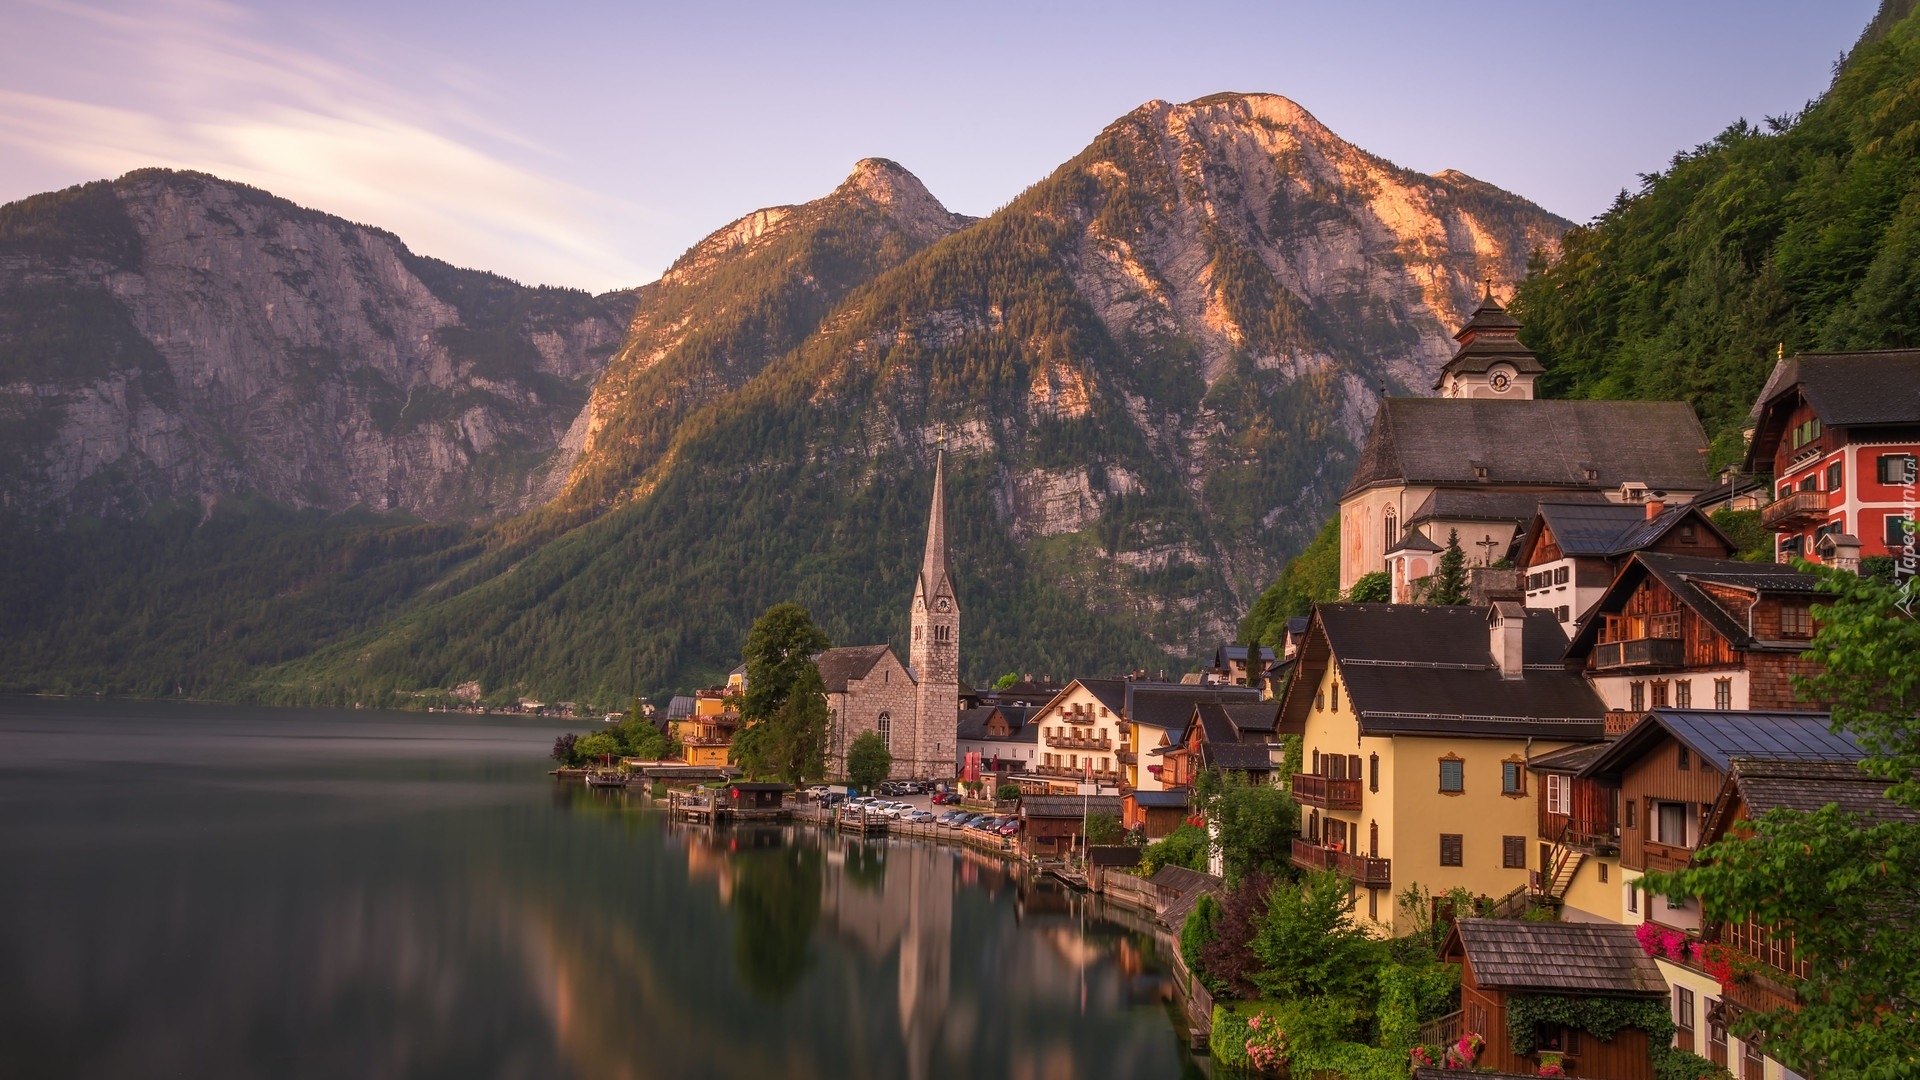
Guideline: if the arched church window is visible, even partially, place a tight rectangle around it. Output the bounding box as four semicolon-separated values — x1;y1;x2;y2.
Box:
1384;508;1398;550
877;712;891;749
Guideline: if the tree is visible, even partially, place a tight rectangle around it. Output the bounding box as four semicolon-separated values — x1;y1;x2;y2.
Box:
742;603;831;722
1143;822;1211;875
845;730;891;791
1199;872;1272;999
1199;770;1299;883
1086;812;1125;846
1426;529;1468;605
993;672;1020;690
1642;569;1920;1077
1247;870;1385;1002
574;731;620;765
1241;515;1340;645
1345;571;1390;603
550;732;579;764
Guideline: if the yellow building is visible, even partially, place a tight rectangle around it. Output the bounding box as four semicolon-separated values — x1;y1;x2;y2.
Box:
1279;602;1608;933
673;687;738;767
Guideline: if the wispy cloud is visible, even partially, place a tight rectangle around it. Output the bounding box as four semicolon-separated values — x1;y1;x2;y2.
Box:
0;0;655;291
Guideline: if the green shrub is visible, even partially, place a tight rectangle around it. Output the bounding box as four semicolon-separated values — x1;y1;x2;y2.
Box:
1142;822;1210;874
995;783;1021;801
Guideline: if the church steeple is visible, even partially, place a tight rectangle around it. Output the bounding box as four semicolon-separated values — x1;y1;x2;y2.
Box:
918;448;955;607
1435;284;1542;399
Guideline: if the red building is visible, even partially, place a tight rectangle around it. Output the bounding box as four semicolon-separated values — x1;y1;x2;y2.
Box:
1744;350;1920;567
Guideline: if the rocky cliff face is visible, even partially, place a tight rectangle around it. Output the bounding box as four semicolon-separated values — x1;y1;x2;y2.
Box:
308;94;1570;702
559;157;973;509
0;170;629;522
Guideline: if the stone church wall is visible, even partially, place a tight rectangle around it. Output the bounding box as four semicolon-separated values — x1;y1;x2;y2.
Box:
825;650;920;779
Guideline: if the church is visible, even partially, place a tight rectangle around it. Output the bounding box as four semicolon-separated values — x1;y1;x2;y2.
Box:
817;450;961;780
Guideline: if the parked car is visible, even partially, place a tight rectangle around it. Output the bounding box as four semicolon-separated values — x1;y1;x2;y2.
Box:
906;810;935;824
994;819;1020;837
930;791;957;805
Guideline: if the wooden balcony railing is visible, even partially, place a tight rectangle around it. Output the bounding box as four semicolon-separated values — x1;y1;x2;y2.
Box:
1291;772;1363;810
1115;749;1137;765
1046;734;1112;750
1640;839;1694;873
1290;837;1390;887
1418;1010;1463;1048
1593;636;1684;672
1031;764;1121;783
1762;489;1829;531
1604;709;1642;735
1551;815;1620;856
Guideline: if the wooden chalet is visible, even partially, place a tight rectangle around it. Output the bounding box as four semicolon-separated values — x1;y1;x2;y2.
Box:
1019;794;1123;857
1439;919;1667;1078
1515;499;1733;634
1564;552;1825;719
1121;788;1190;839
1527;741;1622;921
1156;699;1286;791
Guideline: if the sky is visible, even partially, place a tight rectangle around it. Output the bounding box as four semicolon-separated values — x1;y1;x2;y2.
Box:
0;0;1884;293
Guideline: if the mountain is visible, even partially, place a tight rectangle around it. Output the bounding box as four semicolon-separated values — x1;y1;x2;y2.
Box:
1512;0;1920;465
265;93;1567;707
0;169;630;523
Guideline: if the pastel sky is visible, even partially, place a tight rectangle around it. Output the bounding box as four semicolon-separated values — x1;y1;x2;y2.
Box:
0;0;1881;293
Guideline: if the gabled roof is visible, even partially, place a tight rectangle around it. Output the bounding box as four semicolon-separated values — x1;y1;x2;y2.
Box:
1279;604;1607;740
1581;709;1859;782
1526;741;1611;774
1709;759;1919;834
1345;398;1711;497
1448;919;1665;995
1407;489;1578;526
956;705;1040;743
1516;500;1733;568
1128;789;1191;809
1021;795;1124;819
1206;742;1278;771
1124;683;1261;729
1213;644;1277;665
813;645;902;694
1745;351;1920;469
1222;701;1282;734
1035;678;1129;718
1565;552;1820;657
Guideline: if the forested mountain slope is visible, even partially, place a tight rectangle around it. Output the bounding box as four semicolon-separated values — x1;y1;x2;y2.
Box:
1511;1;1920;464
271;93;1565;705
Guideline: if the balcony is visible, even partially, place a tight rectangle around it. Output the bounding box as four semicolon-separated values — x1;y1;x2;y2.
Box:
1551;815;1619;856
1592;636;1684;672
1046;734;1112;751
1604;709;1642;735
1031;764;1121;783
1115;749;1137;765
1639;839;1695;874
1762;489;1829;530
1290;837;1391;888
1291;772;1363;810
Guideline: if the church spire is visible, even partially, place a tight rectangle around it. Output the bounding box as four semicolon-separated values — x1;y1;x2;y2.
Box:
920;447;951;601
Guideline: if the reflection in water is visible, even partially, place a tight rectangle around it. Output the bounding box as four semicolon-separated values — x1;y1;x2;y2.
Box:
0;700;1192;1079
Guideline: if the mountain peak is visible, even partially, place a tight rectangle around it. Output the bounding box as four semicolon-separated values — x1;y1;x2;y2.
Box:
834;157;969;241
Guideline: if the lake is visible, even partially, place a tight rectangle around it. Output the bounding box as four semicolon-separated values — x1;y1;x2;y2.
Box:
0;698;1200;1079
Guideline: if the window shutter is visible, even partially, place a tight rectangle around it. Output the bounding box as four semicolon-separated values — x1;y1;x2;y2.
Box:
1369;753;1379;793
1503;835;1526;868
1440;833;1463;866
1349;755;1362;782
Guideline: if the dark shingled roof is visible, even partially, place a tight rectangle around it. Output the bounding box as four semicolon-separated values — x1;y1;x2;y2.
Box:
1408;489;1582;526
1450;919;1665;995
1583;709;1860;782
1525;500;1719;560
1433;295;1543;387
1126;683;1261;729
1207;742;1278;771
1152;864;1223;928
1059;678;1129;716
1345;398;1710;497
813;645;899;693
1021;795;1124;819
1527;742;1611;773
1566;553;1820;658
1129;789;1191;809
1281;605;1607;739
1722;759;1919;823
1222;701;1282;734
1745;351;1920;469
956;706;1040;744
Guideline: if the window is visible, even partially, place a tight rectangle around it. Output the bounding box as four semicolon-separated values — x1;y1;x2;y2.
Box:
1780;603;1813;638
1827;461;1844;491
1675;679;1692;709
1885;515;1914;550
1651;680;1670;708
1743;1038;1765;1078
1502;759;1525;796
1331;682;1340;711
1368;888;1378;921
1369;753;1379;793
1599;862;1609;883
1546;774;1571;815
1439;756;1464;794
1440;833;1463;866
1311;749;1320;773
1627;885;1639;914
1657;801;1689;846
1503;835;1527;868
1799;473;1819;493
1678;745;1692;770
1676;987;1695;1033
1878;454;1917;485
1715;678;1733;711
1536;1025;1582;1055
1315;691;1325;712
1681;522;1698;544
1554;565;1570;585
1630;681;1645;711
1556;605;1570;623
1626;800;1638;829
1780;533;1803;557
1348;754;1362;783
1384;508;1397;551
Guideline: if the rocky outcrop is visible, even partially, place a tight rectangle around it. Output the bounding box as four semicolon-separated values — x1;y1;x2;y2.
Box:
0;170;629;522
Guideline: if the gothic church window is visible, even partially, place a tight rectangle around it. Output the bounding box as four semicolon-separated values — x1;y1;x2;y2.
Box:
878;712;891;749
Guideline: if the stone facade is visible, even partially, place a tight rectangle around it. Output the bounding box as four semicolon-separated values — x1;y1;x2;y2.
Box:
822;646;919;779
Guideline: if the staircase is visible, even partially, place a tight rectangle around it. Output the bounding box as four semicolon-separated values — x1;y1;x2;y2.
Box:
1545;849;1585;899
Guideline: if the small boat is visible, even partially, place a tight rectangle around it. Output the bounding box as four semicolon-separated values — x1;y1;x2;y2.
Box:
585;772;631;788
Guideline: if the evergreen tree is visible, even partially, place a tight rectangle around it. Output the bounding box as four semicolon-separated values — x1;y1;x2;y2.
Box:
1426;529;1468;605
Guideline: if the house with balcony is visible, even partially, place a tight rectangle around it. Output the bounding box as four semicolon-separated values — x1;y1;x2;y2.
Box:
1514;499;1734;635
1743;349;1920;566
1156;700;1288;793
671;688;739;767
1014;679;1129;794
1577;709;1869;1076
1279;602;1608;933
1564;552;1825;717
1119;682;1263;791
1526;742;1623;924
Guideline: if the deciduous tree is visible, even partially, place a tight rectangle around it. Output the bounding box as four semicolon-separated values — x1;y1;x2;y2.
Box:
845;729;891;792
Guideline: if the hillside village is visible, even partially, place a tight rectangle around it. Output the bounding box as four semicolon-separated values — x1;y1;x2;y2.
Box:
569;295;1920;1080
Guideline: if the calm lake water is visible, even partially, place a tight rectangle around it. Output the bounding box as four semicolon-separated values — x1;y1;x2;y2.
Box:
0;698;1197;1080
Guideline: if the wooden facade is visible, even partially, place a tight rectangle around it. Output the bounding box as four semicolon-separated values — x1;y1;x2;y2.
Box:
1442;931;1661;1079
1591;577;1739;673
1537;771;1618;854
1615;737;1726;874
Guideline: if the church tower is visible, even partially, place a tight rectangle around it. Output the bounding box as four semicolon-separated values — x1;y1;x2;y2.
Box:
1435;286;1542;399
908;449;959;779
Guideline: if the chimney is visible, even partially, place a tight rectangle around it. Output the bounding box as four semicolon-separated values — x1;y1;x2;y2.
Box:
1489;603;1526;680
1645;499;1665;520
